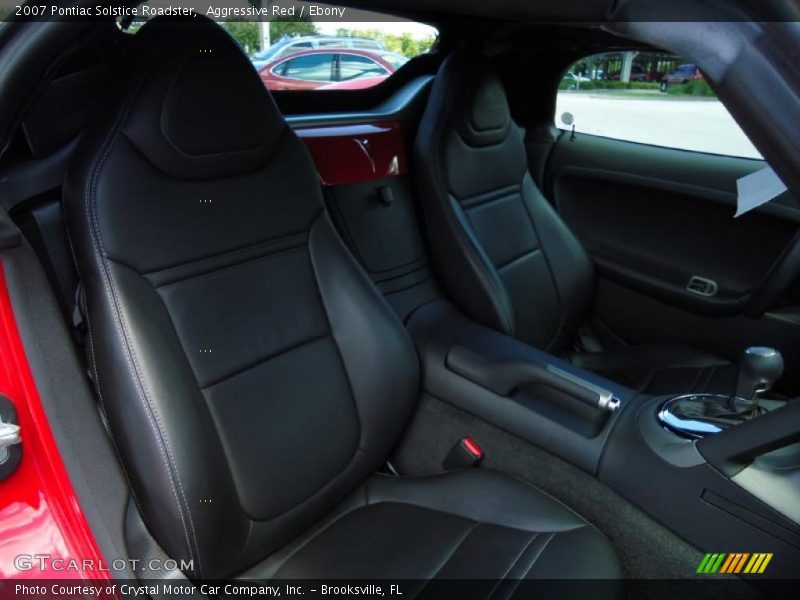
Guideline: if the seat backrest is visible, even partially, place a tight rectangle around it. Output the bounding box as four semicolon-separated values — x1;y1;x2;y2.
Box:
63;17;418;578
415;49;595;351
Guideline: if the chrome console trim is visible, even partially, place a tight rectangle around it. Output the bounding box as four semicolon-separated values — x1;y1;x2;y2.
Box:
657;394;726;438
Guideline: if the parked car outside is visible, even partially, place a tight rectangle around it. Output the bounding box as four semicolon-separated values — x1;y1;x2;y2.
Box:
660;63;703;91
250;36;386;71
259;49;407;91
562;71;592;90
608;65;651;82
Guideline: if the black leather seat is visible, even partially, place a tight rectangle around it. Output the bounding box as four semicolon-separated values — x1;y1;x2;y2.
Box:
63;18;620;584
414;49;736;396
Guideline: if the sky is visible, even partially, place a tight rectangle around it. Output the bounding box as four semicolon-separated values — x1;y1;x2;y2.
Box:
315;21;438;39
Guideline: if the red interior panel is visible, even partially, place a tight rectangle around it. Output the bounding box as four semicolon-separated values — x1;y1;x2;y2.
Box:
296;122;407;186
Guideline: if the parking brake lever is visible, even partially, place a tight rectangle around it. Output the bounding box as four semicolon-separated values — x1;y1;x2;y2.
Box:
445;346;620;412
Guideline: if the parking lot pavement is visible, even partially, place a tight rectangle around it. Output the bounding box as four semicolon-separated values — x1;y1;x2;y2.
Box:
555;92;762;160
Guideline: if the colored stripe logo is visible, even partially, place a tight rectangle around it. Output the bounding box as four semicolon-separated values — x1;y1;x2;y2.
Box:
697;553;773;574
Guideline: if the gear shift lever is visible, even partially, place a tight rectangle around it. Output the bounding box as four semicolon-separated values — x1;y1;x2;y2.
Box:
732;346;783;407
658;346;784;438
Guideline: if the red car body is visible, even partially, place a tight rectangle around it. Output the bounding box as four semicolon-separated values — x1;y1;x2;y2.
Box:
0;266;109;581
258;48;401;91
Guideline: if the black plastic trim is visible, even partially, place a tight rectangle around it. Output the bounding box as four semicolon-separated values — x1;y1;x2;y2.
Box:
284;75;433;129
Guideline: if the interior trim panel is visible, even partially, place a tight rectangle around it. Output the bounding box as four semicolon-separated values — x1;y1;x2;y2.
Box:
284;75;433;129
296;122;407;186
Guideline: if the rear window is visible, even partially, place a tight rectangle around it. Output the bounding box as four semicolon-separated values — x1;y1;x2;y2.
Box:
221;16;437;92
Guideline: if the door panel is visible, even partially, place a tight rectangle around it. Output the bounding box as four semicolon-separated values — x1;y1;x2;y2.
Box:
544;134;800;389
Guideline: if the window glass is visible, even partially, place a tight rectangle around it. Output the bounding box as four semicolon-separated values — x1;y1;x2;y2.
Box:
279;53;334;82
338;54;388;81
555;51;762;159
224;16;437;92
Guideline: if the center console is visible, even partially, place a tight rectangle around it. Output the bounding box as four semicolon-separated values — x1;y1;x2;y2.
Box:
407;300;634;474
407;300;800;578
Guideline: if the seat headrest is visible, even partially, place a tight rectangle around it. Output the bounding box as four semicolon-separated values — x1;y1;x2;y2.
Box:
119;16;286;179
443;49;512;147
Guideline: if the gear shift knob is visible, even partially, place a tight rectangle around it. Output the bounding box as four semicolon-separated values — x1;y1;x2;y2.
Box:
734;346;783;402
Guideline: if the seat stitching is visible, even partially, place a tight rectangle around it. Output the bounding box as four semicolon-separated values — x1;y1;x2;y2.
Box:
496;248;542;272
82;53;202;574
120;125;290;181
380;275;432;297
265;507;364;577
150;243;306;290
91;131;203;575
199;333;329;391
372;263;428;285
370;257;428;279
143;232;307;279
160;53;274;159
459;182;520;205
513;532;556;584
414;522;480;592
453;122;510;150
460;185;521;211
485;532;538;600
84;310;147;517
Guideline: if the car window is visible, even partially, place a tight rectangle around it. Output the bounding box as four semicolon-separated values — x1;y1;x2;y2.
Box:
242;16;437;92
279;54;335;82
555;51;762;159
338;54;388;81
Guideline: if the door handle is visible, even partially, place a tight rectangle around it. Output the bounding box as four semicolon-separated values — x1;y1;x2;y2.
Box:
686;275;718;297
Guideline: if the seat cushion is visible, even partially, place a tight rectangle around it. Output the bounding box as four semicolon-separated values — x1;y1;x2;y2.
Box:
243;469;621;584
569;344;735;396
